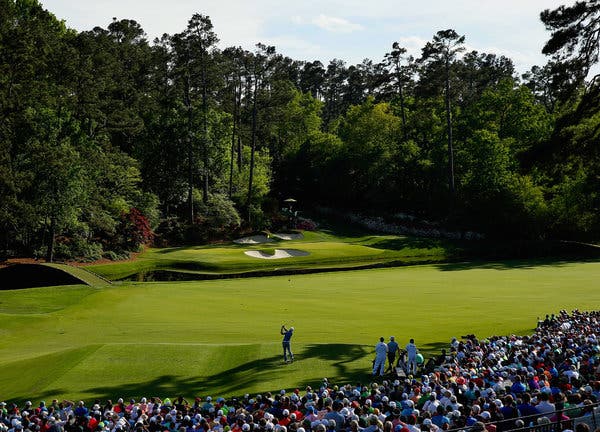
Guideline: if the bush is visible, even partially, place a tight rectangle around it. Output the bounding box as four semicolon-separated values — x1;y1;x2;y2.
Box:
296;217;317;231
102;250;131;261
196;194;241;230
73;238;103;261
248;204;270;231
119;208;154;250
154;217;187;246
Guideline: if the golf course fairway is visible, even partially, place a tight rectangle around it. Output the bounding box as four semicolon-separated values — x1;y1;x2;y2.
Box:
1;259;599;403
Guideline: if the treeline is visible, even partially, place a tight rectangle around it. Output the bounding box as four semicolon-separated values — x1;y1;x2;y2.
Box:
1;0;599;261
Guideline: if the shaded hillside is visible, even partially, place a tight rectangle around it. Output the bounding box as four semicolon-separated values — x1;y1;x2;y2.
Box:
0;264;110;289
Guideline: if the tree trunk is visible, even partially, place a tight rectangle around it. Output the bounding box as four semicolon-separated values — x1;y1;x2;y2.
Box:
444;58;455;198
201;47;209;204
46;217;56;263
229;77;240;198
399;82;407;141
184;72;194;224
247;78;258;223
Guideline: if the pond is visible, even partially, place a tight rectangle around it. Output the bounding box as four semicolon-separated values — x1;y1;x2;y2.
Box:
118;270;212;282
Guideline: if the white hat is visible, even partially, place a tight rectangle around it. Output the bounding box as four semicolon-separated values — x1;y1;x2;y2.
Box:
290;327;294;331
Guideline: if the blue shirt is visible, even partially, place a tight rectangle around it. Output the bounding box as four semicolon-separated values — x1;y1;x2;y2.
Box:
283;330;293;342
388;341;399;354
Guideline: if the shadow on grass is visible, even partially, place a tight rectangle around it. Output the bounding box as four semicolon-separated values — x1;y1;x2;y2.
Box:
365;237;447;251
419;341;452;354
5;343;476;404
433;257;599;272
79;344;371;401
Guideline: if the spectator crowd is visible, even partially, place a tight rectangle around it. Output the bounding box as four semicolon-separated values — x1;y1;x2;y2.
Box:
2;310;600;432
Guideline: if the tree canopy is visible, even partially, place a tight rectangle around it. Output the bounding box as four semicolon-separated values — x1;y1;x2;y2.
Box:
1;0;599;261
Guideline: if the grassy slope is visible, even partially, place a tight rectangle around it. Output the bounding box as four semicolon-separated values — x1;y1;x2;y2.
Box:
1;260;599;402
86;231;454;280
43;263;111;287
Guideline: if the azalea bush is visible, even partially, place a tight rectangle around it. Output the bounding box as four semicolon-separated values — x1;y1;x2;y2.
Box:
296;218;317;231
120;207;154;250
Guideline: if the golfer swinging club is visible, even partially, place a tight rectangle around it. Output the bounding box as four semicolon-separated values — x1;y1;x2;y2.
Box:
281;324;294;363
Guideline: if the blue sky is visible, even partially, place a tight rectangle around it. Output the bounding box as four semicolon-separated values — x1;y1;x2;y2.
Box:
41;0;568;74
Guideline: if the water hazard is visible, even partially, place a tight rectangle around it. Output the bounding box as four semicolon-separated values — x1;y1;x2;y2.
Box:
119;270;210;282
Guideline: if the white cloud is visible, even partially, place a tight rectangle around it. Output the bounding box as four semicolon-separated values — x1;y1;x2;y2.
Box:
261;35;325;60
42;0;567;72
311;14;364;33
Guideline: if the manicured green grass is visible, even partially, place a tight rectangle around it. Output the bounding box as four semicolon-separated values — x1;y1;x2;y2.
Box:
86;231;454;280
44;263;111;287
1;259;599;403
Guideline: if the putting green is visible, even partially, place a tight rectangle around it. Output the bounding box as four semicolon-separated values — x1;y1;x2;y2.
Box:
1;260;599;402
86;231;453;280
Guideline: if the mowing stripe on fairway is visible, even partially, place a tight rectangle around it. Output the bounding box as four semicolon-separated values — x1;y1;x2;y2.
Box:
1;260;599;402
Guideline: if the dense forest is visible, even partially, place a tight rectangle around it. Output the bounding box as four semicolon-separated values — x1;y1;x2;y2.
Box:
1;0;599;261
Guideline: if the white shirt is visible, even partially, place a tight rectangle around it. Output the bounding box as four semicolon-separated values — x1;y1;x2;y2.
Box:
376;342;388;359
406;343;417;358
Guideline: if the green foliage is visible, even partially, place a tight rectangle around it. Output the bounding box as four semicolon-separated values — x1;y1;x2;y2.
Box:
549;168;597;237
504;175;549;239
196;193;241;230
541;1;600;91
465;79;553;152
459;129;514;197
231;146;271;207
2;0;600;256
102;249;131;261
336;98;402;206
55;238;104;262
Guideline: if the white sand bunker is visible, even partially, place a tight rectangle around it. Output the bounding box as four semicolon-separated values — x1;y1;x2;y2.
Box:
244;249;310;259
272;232;304;241
233;235;272;244
234;232;303;244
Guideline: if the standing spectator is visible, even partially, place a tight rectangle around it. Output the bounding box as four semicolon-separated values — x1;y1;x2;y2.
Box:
510;376;526;395
405;339;418;376
535;392;555;415
549;403;571;431
373;338;388;377
73;401;87;420
516;393;538;418
386;337;399;374
281;325;295;363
